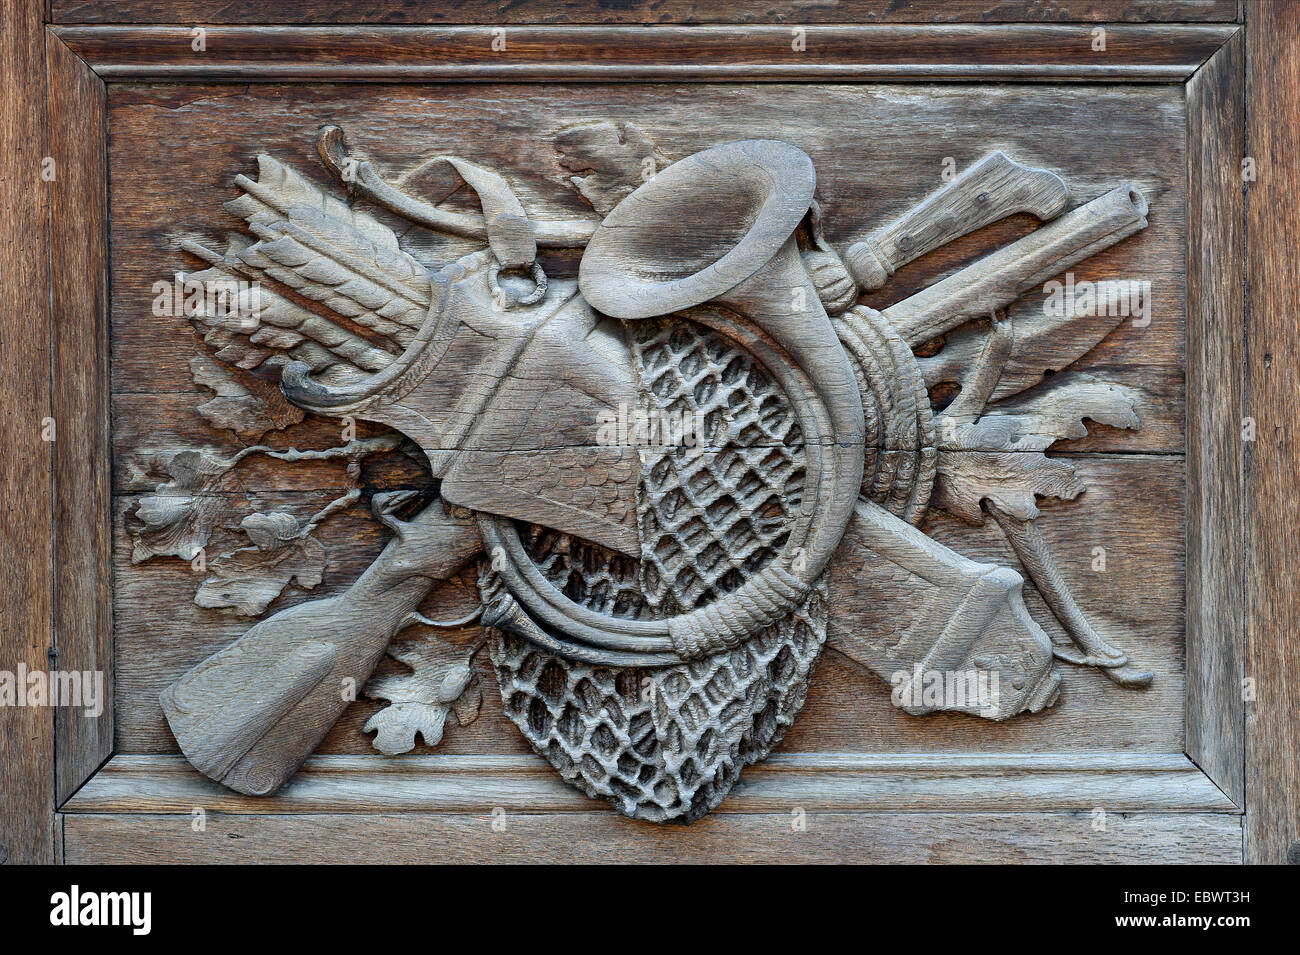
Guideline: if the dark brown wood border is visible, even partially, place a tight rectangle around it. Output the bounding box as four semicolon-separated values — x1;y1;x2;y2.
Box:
1;9;1271;864
50;0;1241;26
1244;0;1300;865
53;24;1236;82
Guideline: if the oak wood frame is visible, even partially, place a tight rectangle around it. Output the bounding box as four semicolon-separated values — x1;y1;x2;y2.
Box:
3;9;1278;863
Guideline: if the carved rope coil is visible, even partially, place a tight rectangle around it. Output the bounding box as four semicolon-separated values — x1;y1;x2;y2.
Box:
834;304;938;525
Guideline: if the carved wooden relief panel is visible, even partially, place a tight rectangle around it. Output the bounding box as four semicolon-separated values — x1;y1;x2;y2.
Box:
106;81;1188;826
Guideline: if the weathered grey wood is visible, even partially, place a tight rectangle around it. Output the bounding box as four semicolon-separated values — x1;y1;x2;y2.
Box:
918;284;1140;403
60;809;1243;864
55;24;1236;83
808;456;1186;755
0;0;55;865
1244;2;1300;864
112;493;507;756
112;394;429;495
1185;31;1244;810
318;125;598;249
63;752;1236;815
115;456;1186;756
47;33;115;808
0;0;1252;864
827;500;1060;719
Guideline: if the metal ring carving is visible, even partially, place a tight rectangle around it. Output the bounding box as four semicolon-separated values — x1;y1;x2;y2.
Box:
487;260;548;308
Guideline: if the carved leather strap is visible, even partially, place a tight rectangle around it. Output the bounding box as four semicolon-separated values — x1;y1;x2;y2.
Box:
399;156;537;270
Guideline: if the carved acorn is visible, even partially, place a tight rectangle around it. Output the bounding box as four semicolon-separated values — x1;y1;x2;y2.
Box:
802;248;858;315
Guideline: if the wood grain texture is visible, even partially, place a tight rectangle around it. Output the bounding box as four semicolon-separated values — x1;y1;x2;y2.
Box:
107;82;1186;456
810;456;1187;752
62;752;1238;815
112;458;1186;756
49;0;1242;26
54;24;1236;82
1185;30;1244;810
94;56;1207;836
60;810;1242;864
1244;0;1300;864
47;34;114;808
0;0;55;865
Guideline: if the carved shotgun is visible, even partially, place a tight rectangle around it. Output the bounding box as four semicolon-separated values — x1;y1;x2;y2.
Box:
843;151;1070;292
161;493;482;795
321;125;1071;291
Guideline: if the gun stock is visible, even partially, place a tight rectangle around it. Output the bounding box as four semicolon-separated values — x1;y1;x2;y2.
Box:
845;151;1070;292
883;184;1149;348
161;500;481;796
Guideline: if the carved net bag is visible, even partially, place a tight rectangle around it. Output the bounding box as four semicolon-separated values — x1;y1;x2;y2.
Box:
481;306;936;822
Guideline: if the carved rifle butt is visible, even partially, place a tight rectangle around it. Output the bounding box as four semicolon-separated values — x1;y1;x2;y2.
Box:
883;184;1149;347
160;500;482;796
845;150;1071;292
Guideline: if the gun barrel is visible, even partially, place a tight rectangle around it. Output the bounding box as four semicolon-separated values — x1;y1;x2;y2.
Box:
883;184;1149;348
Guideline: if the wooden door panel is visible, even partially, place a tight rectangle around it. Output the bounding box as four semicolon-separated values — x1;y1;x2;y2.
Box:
108;81;1186;765
4;3;1279;864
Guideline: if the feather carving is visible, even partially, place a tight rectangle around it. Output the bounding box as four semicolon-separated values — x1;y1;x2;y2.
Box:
225;155;433;346
181;238;395;382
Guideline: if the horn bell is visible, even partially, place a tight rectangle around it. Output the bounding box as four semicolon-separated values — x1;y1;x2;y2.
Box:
578;139;816;318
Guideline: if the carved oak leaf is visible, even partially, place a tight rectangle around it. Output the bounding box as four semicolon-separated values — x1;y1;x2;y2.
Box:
363;635;482;755
554;121;664;216
934;450;1085;523
189;353;305;441
130;449;243;564
934;375;1142;524
193;511;327;616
